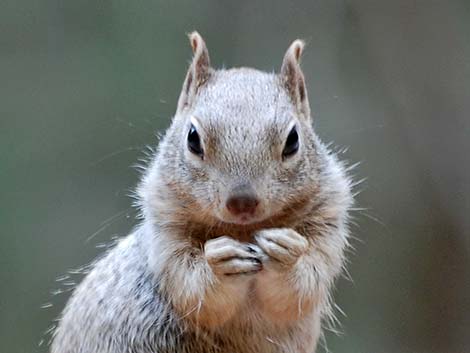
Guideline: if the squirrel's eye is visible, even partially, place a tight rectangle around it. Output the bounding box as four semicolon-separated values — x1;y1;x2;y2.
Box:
187;124;204;157
282;126;299;159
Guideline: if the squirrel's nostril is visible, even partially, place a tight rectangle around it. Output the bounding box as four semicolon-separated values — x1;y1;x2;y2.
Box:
226;195;259;216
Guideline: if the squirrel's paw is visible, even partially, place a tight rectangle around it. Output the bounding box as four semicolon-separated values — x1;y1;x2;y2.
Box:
204;236;262;276
255;228;308;267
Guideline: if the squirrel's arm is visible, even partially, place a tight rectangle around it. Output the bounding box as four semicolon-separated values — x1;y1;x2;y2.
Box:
150;232;260;329
254;227;346;324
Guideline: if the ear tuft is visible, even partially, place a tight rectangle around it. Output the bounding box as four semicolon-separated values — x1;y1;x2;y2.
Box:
280;39;310;120
177;31;212;112
189;32;199;52
291;39;305;62
188;31;204;55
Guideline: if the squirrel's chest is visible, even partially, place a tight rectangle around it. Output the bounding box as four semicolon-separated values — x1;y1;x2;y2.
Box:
202;328;314;353
205;311;315;353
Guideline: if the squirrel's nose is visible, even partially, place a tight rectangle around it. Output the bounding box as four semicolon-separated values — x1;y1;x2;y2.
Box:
226;194;259;216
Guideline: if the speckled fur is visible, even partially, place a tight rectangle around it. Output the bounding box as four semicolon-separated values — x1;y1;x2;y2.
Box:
51;33;353;353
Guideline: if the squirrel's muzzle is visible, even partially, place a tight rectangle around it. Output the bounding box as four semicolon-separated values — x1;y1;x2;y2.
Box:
225;184;259;217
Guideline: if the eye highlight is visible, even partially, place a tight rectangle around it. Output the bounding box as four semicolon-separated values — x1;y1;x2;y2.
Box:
187;124;204;158
282;126;299;159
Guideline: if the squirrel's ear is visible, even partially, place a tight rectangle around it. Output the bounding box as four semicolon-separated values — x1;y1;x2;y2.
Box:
177;31;212;112
280;40;310;119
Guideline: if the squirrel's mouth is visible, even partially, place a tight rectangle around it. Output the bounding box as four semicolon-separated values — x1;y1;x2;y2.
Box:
226;214;260;225
216;210;270;227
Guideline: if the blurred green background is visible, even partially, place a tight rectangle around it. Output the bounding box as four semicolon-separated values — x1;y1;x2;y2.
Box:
1;1;469;352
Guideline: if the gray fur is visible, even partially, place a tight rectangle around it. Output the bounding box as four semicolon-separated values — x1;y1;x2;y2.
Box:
51;32;353;353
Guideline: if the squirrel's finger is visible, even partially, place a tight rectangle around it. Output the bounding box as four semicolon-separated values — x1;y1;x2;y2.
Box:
205;244;257;264
256;229;308;256
213;258;262;275
255;235;294;265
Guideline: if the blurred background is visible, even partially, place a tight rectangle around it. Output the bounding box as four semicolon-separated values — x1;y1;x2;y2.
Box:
1;1;469;352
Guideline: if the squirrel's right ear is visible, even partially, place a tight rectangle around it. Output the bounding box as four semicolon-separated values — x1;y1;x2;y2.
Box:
177;31;212;112
280;40;311;120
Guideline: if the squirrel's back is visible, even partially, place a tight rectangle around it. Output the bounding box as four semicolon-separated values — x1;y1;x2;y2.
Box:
51;233;180;352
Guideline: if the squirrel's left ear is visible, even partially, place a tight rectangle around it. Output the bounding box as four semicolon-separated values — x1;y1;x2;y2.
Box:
280;40;310;120
177;31;212;112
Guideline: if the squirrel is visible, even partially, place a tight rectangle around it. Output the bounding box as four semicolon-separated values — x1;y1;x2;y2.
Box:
50;32;353;353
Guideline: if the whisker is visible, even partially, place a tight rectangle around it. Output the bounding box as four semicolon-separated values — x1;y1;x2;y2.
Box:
89;146;144;167
84;208;133;244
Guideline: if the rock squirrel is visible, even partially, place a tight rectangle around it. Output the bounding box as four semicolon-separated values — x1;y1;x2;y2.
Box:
50;32;353;353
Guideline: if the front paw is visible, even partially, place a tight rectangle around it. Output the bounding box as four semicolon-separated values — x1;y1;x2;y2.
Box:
255;228;308;268
204;236;263;276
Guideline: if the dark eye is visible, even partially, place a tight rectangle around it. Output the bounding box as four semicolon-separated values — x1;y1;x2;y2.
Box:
282;126;299;159
187;124;204;157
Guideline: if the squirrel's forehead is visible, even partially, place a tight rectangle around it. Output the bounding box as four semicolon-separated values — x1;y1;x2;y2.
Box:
202;69;281;101
194;69;292;126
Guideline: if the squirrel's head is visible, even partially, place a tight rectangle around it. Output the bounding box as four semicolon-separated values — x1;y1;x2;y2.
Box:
140;32;325;231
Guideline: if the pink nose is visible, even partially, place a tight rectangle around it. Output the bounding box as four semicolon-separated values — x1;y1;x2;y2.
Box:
226;195;259;216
